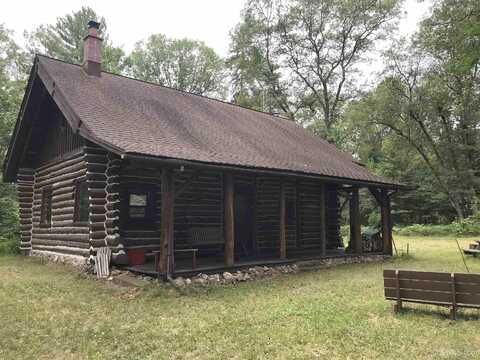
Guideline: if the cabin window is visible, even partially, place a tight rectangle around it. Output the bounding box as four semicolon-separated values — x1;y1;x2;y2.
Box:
40;187;53;226
74;181;89;223
126;185;156;227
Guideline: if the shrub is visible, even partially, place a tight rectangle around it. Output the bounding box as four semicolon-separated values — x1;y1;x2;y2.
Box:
395;213;480;237
0;238;18;255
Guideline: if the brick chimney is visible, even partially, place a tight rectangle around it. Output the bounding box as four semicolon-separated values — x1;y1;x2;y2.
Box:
83;20;102;76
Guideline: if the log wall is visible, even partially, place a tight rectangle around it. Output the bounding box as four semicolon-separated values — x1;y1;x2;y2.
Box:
17;168;34;254
30;149;90;257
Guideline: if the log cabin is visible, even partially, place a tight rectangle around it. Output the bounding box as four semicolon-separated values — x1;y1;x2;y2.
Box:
3;21;408;278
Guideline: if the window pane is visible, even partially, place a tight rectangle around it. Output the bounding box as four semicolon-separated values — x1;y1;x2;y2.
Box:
41;187;52;225
76;182;90;223
130;194;147;206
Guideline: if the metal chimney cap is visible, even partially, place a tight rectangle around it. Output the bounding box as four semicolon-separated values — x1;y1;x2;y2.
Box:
87;20;100;29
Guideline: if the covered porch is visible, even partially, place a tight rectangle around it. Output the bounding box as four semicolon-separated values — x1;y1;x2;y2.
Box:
118;156;397;279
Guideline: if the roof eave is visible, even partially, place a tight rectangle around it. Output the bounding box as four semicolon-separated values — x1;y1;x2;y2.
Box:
2;58;39;183
123;152;412;190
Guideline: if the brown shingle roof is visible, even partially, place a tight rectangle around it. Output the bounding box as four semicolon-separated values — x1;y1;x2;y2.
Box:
35;55;400;187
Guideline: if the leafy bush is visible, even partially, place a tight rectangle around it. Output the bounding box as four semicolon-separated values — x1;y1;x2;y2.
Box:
395;213;480;237
0;238;18;255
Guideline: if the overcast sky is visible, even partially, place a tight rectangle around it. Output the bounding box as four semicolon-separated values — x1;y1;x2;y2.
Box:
3;0;432;57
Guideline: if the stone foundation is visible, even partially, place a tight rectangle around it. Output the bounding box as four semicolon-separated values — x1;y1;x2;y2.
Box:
30;250;91;272
297;254;388;270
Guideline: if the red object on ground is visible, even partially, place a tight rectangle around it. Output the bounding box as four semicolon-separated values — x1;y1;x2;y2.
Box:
127;250;145;265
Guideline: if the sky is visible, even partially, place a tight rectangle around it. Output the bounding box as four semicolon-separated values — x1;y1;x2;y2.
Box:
2;0;432;58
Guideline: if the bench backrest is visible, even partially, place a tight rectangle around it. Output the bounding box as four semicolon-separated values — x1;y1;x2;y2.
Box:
384;269;480;308
188;227;224;245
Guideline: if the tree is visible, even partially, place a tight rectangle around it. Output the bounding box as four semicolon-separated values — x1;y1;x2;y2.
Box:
344;0;480;220
228;0;402;140
127;34;226;98
25;7;125;73
0;24;28;248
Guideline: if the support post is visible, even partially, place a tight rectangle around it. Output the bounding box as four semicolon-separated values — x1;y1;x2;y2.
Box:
349;188;362;254
381;190;393;256
159;167;174;279
279;181;286;259
224;173;235;267
319;183;327;256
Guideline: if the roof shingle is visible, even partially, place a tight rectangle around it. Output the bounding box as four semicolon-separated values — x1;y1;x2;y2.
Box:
37;55;399;187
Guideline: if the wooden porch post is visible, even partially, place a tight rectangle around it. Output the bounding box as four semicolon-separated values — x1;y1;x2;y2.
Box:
160;168;175;278
350;188;362;254
381;190;393;256
279;181;286;259
224;173;235;266
319;183;327;256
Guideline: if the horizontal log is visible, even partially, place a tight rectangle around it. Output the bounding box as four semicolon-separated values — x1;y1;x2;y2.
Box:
51;214;74;222
87;163;107;173
89;189;107;199
31;238;90;249
52;199;75;209
36;152;84;175
51;177;86;191
35;169;87;188
32;233;89;242
87;173;106;182
90;205;106;214
51;205;75;214
32;226;89;235
90;230;107;240
83;154;108;164
35;161;86;183
32;244;90;257
89;214;106;222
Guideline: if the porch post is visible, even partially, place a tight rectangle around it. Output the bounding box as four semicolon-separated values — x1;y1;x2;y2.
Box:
319;183;327;256
381;190;393;256
160;167;175;278
224;173;235;266
349;188;362;254
279;180;286;259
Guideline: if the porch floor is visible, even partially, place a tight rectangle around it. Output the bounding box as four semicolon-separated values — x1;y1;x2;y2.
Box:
125;249;378;277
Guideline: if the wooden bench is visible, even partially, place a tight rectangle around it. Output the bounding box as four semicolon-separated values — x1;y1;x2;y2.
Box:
384;269;480;319
188;227;224;254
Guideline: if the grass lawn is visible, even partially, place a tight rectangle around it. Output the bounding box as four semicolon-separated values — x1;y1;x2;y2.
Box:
1;236;480;360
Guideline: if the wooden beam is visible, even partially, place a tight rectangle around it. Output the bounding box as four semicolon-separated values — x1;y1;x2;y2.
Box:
279;181;286;259
381;189;393;256
319;183;327;256
349;188;362;254
224;173;235;266
159;167;175;278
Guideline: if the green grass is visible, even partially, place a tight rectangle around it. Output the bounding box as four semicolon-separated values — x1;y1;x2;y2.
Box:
1;236;480;360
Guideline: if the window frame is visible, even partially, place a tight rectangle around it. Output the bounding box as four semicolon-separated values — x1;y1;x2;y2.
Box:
74;180;90;225
124;184;157;229
40;186;53;227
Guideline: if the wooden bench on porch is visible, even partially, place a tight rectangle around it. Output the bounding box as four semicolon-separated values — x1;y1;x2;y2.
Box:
187;226;224;254
384;269;480;319
153;227;224;273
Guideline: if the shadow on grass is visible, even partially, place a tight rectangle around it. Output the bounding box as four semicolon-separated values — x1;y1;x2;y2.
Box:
393;304;480;321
